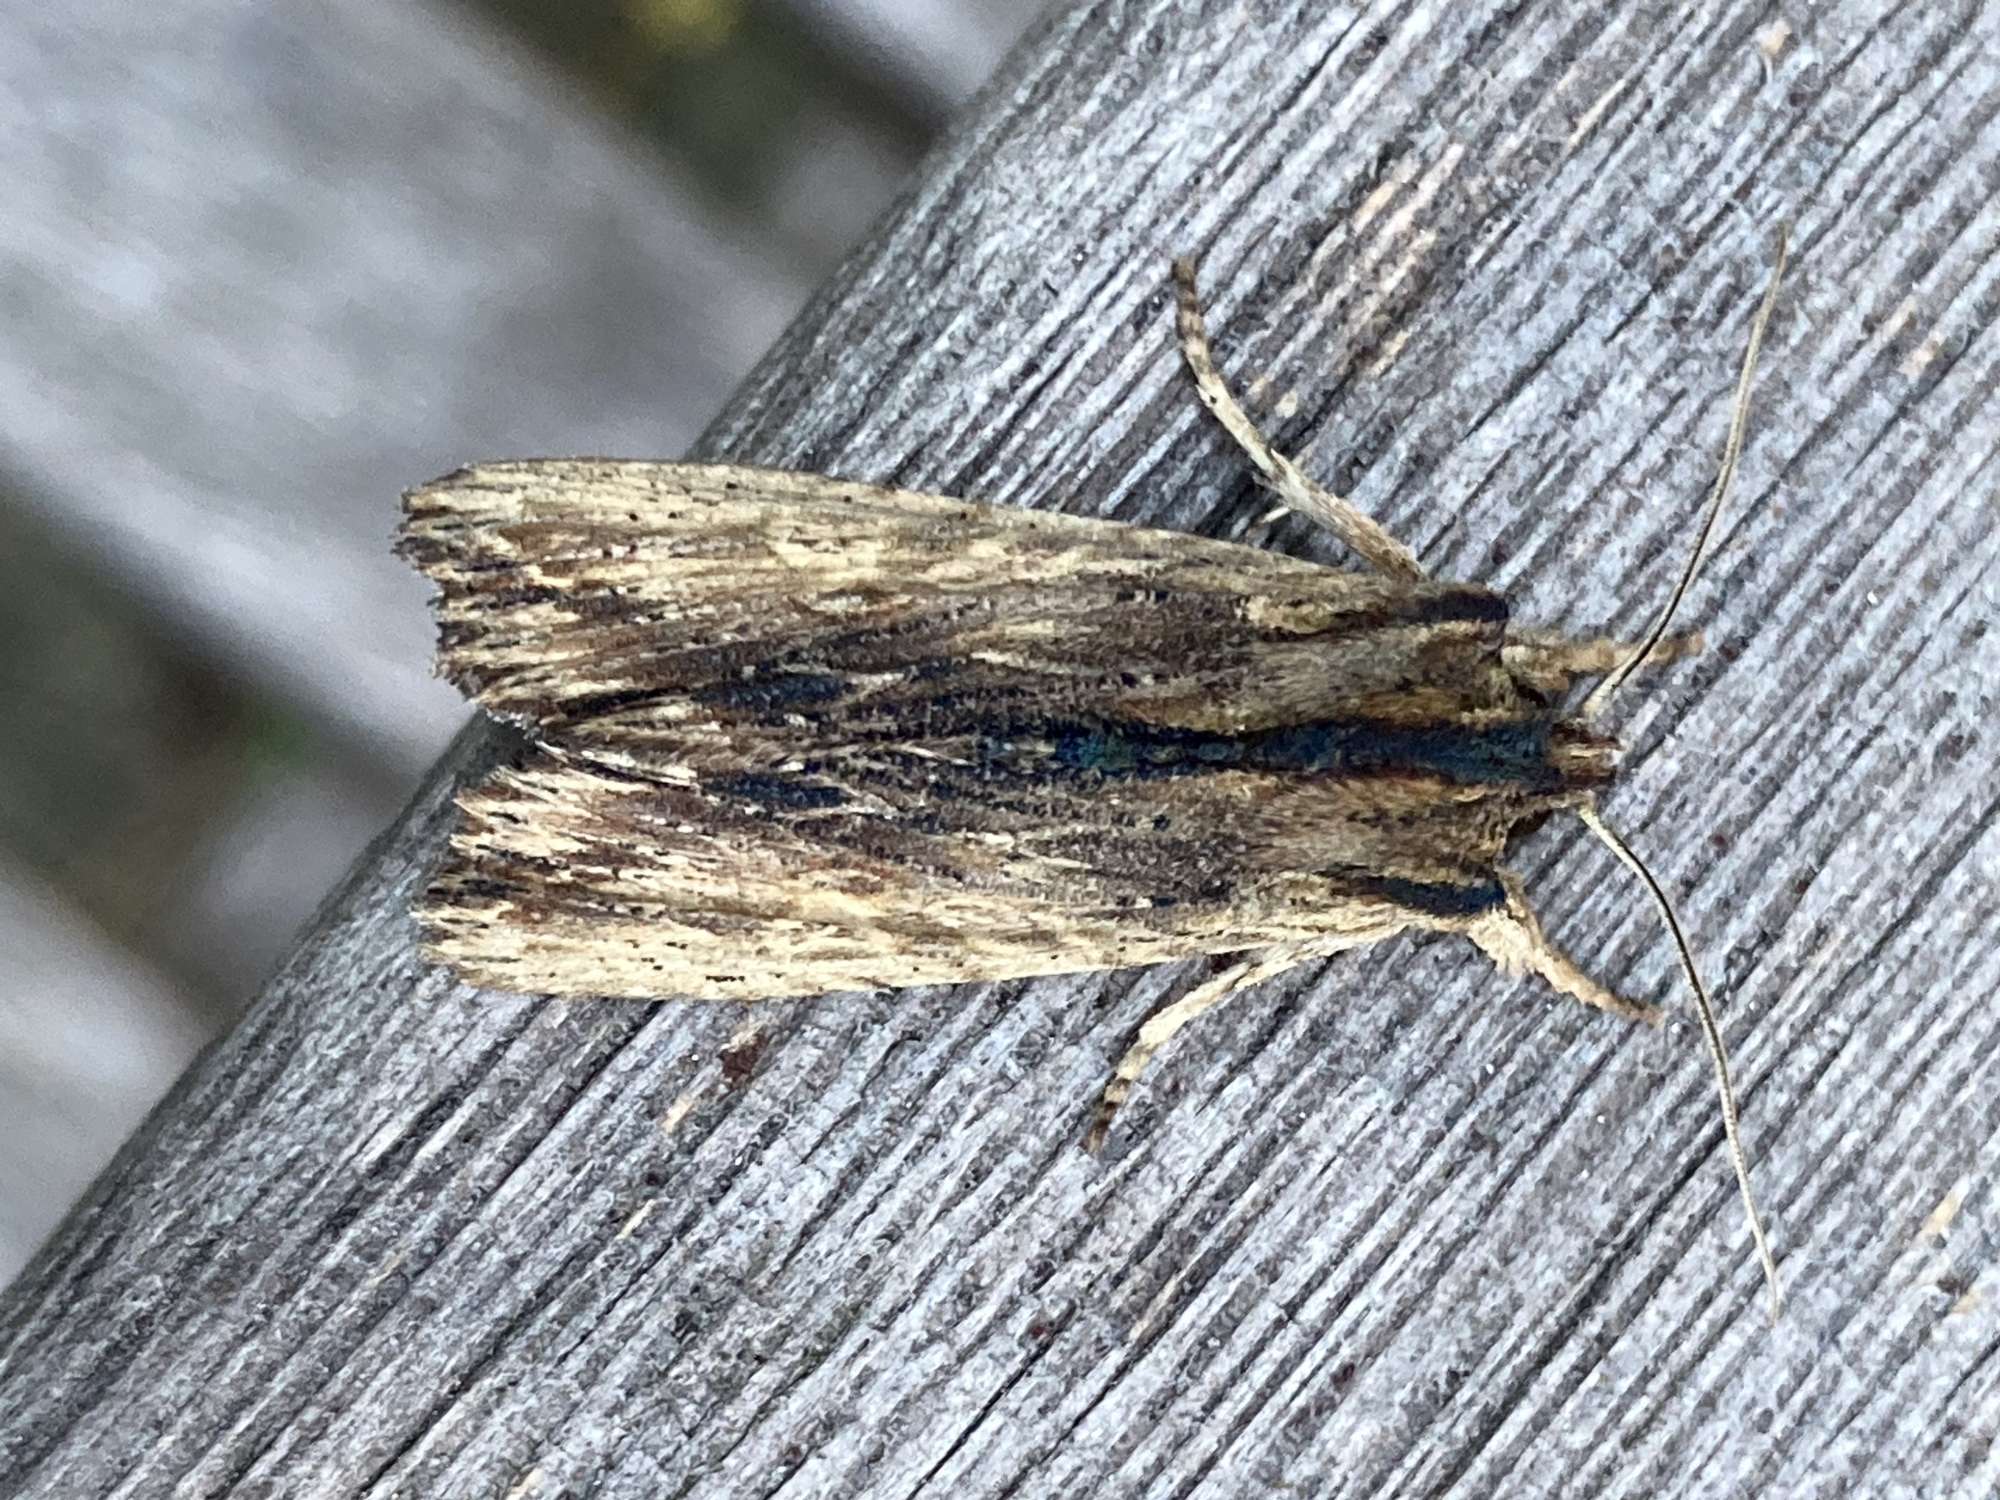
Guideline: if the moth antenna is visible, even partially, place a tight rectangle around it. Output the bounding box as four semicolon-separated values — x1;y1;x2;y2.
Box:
1577;803;1782;1322
1583;227;1789;721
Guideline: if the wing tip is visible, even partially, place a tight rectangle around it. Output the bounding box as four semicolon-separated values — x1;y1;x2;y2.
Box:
396;458;654;569
397;461;563;598
396;465;487;578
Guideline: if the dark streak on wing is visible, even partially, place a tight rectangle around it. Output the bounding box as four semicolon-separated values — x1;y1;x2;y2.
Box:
1040;715;1580;791
711;773;849;810
1328;869;1509;918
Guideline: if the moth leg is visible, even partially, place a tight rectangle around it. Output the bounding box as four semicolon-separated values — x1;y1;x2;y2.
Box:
1085;935;1369;1151
1467;871;1661;1025
1502;630;1704;697
1171;257;1425;580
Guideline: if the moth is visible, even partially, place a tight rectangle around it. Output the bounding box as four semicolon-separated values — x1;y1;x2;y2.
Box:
401;236;1789;1316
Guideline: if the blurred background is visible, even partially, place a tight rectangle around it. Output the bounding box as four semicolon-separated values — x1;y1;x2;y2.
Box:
0;0;1054;1285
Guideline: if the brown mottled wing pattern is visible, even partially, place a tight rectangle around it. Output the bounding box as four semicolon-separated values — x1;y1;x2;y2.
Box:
399;461;1613;998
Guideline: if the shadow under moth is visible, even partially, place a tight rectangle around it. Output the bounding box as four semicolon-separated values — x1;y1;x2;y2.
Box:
400;234;1790;1318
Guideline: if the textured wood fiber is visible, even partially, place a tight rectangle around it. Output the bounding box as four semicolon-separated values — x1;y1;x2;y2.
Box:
4;2;1998;1496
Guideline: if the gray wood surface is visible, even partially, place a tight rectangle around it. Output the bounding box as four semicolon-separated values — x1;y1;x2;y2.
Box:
4;1;1997;1494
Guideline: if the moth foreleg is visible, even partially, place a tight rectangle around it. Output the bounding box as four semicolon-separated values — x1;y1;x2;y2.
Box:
1170;258;1424;581
1467;871;1660;1025
1084;934;1373;1152
1503;630;1704;696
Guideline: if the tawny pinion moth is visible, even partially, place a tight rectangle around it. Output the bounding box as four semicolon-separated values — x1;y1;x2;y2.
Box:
400;234;1789;1317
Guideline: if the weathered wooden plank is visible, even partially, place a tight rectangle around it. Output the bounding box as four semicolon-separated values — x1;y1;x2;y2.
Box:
4;2;1997;1496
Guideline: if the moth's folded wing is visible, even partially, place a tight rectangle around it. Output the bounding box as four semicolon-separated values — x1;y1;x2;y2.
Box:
420;743;1571;1000
401;460;1589;998
398;459;1512;737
